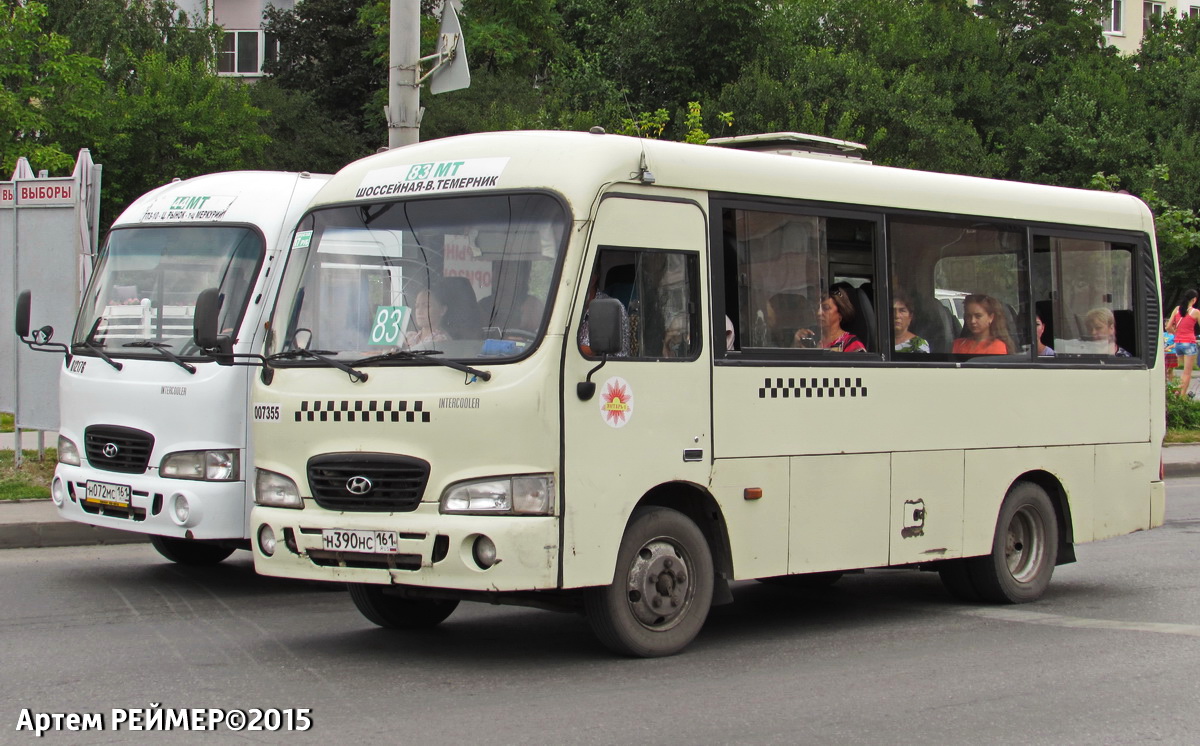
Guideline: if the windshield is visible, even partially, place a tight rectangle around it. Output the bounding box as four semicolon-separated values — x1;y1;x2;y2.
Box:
74;226;263;356
269;193;567;361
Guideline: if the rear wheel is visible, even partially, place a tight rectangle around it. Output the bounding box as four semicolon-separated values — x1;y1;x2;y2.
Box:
942;482;1058;603
149;535;235;566
347;583;459;629
584;507;714;657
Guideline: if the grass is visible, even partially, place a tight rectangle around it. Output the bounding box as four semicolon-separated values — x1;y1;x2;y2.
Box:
1166;429;1200;443
0;413;12;433
0;449;56;500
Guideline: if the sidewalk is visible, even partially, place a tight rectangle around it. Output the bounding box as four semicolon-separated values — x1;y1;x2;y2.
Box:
2;438;1199;551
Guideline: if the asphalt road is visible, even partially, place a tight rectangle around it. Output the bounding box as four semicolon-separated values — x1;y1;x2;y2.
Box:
2;481;1198;744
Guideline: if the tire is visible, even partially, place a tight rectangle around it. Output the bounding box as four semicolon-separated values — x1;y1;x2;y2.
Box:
584;507;714;658
347;583;459;629
149;535;236;566
757;571;844;588
937;559;981;602
962;482;1059;604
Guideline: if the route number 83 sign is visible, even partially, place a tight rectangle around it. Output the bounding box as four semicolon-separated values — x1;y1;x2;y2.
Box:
369;305;410;345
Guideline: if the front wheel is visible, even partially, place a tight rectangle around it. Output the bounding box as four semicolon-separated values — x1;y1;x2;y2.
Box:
584;507;714;657
347;584;459;629
944;482;1058;603
149;535;235;566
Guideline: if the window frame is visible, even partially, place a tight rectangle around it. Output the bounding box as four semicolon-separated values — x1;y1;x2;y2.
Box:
709;194;886;365
708;193;1154;371
578;246;704;363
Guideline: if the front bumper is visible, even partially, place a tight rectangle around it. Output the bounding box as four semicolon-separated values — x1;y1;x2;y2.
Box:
252;502;560;592
53;463;249;540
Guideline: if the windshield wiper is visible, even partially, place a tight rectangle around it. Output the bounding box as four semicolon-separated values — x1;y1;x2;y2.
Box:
72;318;123;371
356;349;492;382
122;341;197;374
266;348;367;383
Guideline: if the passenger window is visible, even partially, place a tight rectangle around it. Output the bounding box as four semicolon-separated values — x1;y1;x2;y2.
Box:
579;248;700;360
721;207;877;354
1033;236;1136;358
889;217;1028;356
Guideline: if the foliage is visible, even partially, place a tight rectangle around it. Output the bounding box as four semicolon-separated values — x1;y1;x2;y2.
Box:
0;1;104;175
246;80;377;174
263;0;386;145
36;0;220;84
1167;379;1200;429
86;53;267;226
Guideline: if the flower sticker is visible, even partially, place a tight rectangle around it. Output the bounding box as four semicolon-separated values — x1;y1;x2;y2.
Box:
599;376;634;428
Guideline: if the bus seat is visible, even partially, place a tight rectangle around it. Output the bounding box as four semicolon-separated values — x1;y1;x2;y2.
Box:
604;265;636;308
915;300;957;353
441;276;482;339
838;284;875;352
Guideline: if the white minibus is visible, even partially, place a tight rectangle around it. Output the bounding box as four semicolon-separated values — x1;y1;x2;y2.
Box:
16;171;329;564
235;132;1164;655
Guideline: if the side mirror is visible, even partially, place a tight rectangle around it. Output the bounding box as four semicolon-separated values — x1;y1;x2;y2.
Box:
587;297;624;356
193;287;231;357
15;290;30;339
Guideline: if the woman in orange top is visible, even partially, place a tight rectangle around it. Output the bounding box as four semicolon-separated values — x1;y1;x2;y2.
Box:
952;294;1013;355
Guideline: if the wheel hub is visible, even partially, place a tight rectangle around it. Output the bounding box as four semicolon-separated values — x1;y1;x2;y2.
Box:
1005;505;1044;583
626;539;692;630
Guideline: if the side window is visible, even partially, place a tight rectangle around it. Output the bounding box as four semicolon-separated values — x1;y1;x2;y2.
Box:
889;217;1028;357
721;207;877;354
579;248;700;360
1033;236;1136;358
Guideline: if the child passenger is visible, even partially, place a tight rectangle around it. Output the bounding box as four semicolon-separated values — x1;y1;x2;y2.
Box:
952;294;1013;355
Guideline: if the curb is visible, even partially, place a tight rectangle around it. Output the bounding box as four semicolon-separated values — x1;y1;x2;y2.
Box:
1164;461;1200;478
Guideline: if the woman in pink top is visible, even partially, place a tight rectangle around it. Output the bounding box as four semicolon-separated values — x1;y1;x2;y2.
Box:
1167;289;1200;396
952;294;1014;356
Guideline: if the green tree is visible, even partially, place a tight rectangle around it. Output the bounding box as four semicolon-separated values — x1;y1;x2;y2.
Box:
87;52;267;225
37;0;220;84
0;1;104;175
263;0;385;147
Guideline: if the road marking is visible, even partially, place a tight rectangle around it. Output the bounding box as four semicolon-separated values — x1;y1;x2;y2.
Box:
960;607;1200;637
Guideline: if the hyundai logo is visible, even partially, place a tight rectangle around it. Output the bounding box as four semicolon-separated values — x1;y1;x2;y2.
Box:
102;442;120;459
346;476;373;495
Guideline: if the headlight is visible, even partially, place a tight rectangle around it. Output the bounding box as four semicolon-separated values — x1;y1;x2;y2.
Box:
255;469;303;509
440;474;554;515
57;436;80;466
160;450;240;481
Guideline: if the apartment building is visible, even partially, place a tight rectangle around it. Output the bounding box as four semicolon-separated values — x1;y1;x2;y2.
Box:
1102;0;1200;52
176;0;296;77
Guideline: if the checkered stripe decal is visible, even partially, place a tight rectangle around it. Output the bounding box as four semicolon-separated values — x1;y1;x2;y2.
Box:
758;376;867;399
295;400;431;423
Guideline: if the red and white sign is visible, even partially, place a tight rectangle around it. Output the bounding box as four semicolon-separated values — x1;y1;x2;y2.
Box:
16;180;77;206
442;233;492;296
0;183;14;208
599;376;634;428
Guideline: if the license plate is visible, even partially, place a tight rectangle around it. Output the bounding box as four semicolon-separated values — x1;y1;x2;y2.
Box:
321;529;399;554
85;480;132;508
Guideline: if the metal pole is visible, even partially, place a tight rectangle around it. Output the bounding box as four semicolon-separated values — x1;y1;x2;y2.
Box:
388;0;421;149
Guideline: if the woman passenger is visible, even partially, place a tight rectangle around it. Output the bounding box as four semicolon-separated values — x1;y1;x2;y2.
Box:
1036;314;1055;356
1084;307;1132;357
892;292;930;353
952;294;1013;355
406;284;452;350
795;285;866;352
